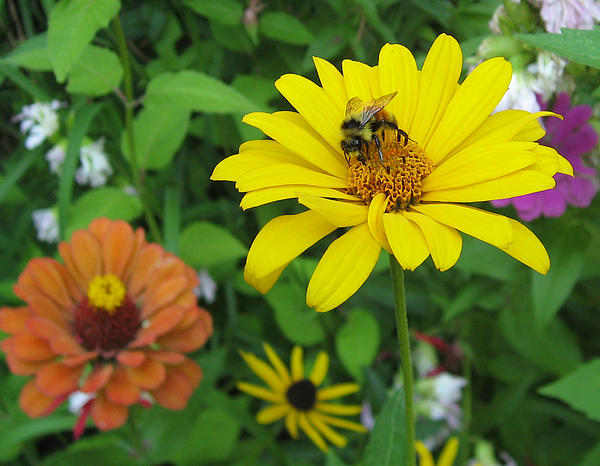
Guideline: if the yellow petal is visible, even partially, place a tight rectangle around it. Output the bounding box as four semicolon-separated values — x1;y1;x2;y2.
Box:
242;111;347;178
439;437;459;466
317;383;360;401
299;195;368;227
235;163;348;192
367;193;392;252
510;110;546;141
244;262;287;294
529;145;573;176
309;352;329;386
276;74;344;154
382;212;430;270
285;410;299;439
426;57;512;163
342;59;374;102
313;56;348;114
291;346;304;381
308;411;347;448
403;211;462;271
502;218;550;274
409;34;462;147
421;170;556;203
314;412;367;432
245;211;337;280
263;343;291;386
256;403;291;424
306;223;381;312
298;412;328;452
378;43;419;132
423;142;537;192
557;153;573;175
416;441;435;466
237;382;284;403
411;203;513;249
239;351;286;392
241;186;359;210
315;403;363;416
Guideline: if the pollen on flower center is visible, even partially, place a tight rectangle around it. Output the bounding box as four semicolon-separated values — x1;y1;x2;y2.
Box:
286;379;317;411
87;274;126;314
347;137;433;211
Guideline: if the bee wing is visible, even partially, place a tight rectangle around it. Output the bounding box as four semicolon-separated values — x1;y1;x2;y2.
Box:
359;92;398;127
345;96;366;117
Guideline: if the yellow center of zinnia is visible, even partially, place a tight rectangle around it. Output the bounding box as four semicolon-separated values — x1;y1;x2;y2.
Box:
347;137;433;212
87;274;126;314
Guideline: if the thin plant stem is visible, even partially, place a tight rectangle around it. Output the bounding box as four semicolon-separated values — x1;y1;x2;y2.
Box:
389;254;415;466
113;15;162;243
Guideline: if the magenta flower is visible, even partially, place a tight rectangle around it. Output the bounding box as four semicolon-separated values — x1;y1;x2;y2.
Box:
492;93;598;220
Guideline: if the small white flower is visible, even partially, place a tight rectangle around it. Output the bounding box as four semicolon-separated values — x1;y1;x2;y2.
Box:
75;138;113;187
13;100;64;149
416;372;467;429
32;208;59;243
45;144;66;174
539;0;600;33
432;372;467;405
194;269;218;303
68;391;94;414
526;51;567;97
495;70;542;113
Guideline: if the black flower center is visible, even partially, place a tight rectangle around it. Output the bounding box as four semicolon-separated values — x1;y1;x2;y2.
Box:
286;379;316;411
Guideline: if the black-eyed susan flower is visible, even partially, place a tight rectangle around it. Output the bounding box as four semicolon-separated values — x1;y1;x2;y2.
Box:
212;34;572;312
237;343;366;452
416;437;459;466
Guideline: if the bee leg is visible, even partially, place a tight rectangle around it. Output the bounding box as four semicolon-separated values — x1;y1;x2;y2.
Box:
397;129;409;145
343;151;350;164
373;134;384;162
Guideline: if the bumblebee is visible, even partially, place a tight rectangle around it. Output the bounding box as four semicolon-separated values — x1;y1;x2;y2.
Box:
340;91;408;163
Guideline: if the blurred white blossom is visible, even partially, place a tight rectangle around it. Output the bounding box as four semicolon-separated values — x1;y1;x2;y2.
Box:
495;70;542;113
45;143;66;174
537;0;600;33
75;138;113;187
32;208;59;243
416;372;467;430
68;391;94;414
13;100;64;149
526;51;567;97
194;269;217;303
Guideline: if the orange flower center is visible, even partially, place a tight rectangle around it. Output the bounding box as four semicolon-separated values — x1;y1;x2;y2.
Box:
347;137;433;212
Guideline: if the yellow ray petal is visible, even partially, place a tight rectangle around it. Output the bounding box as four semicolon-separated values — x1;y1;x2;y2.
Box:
237;382;285;403
557;153;573;175
315;403;363;416
317;383;360;401
241;186;359;210
378;43;419;132
239;351;286;392
501;218;550;274
285;410;299;439
342;59;374;102
245;211;337;281
403;211;462;271
382;212;430;270
409;34;462;147
263;343;291;386
309;352;329;386
313;56;348;110
426;57;512;163
256;403;291;424
529;144;573;176
298;412;329;452
416;441;435;466
510;111;546;141
308;411;347;448
291;346;304;380
315;412;368;432
367;193;392;252
306;223;381;312
242;111;347;178
235;163;348;192
244;262;287;294
276;74;344;154
411;203;513;249
439;437;459;466
298;195;368;227
421;170;555;203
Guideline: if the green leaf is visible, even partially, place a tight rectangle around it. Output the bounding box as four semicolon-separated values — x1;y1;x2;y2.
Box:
144;70;256;113
581;442;600;466
517;29;600;69
184;0;243;25
260;12;314;45
0;148;41;203
531;224;587;327
1;33;52;71
66;45;123;96
43;435;135;466
66;188;143;239
179;221;247;268
335;309;380;381
120;105;190;170
267;281;326;346
539;358;600;422
363;388;407;466
48;0;121;82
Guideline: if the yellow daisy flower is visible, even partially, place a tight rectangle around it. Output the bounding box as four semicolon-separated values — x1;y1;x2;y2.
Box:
416;437;459;466
212;33;572;312
237;343;367;452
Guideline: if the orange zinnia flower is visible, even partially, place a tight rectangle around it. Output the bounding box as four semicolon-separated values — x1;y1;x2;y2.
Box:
0;218;213;433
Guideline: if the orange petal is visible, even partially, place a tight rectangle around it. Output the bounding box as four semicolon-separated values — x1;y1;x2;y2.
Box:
91;391;129;431
157;318;210;353
142;275;189;318
82;364;114;392
123;228;146;283
101;221;135;279
21;291;68;329
36;361;84;396
0;306;31;333
117;350;146;367
127;356;166;389
105;365;140;405
26;316;67;340
50;334;86;355
11;333;55;361
20;379;57;417
147;350;185;365
5;353;48;375
58;241;87;291
127;244;164;298
173;359;203;388
88;218;112;241
26;258;74;310
130;306;184;348
62;352;97;366
67;229;102;285
151;369;193;410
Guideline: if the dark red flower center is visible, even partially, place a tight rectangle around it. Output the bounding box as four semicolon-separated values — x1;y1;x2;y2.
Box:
286;379;316;411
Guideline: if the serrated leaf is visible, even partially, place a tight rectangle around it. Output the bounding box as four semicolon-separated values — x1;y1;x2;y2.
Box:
539;358;600;422
184;0;243;25
364;388;407;466
335;309;380;382
144;70;256;113
179;221;247;268
260;12;314;45
66;45;123;96
121;105;189;170
517;29;600;69
48;0;121;81
1;33;51;71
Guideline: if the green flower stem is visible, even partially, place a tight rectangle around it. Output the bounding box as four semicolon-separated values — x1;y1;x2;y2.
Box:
389;254;415;466
113;15;162;243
